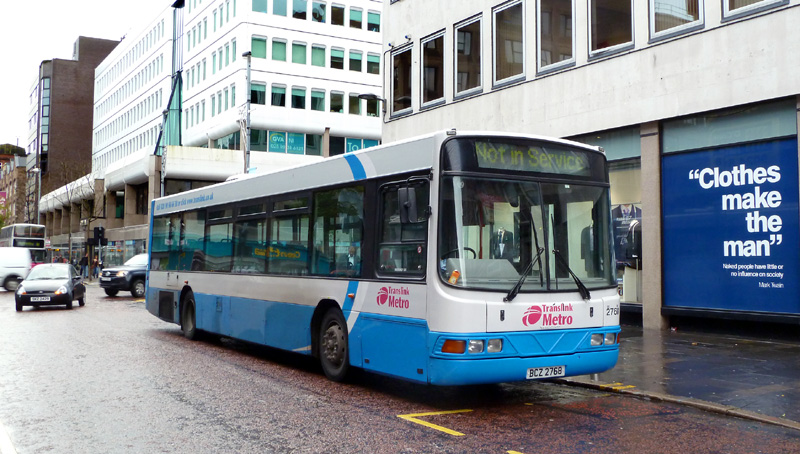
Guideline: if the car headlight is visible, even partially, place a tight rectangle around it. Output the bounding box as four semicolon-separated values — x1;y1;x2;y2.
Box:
116;271;128;277
55;286;68;295
16;286;26;295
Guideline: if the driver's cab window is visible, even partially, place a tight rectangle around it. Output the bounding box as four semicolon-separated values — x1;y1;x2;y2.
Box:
378;180;429;276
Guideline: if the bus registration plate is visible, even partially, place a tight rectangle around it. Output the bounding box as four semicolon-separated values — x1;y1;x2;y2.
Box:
526;366;565;379
31;296;51;302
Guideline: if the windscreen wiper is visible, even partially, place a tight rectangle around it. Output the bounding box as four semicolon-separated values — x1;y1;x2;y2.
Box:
504;247;545;303
552;248;591;300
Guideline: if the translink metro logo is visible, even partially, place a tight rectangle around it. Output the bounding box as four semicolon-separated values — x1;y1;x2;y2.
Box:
376;286;410;309
522;303;575;327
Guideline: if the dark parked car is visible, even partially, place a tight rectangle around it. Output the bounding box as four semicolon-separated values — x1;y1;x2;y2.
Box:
15;263;86;311
100;253;148;297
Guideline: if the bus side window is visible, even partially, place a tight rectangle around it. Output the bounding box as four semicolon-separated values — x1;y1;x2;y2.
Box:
378;182;428;276
311;186;364;277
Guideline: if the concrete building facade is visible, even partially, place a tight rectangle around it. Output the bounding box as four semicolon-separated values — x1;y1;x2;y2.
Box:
381;0;800;327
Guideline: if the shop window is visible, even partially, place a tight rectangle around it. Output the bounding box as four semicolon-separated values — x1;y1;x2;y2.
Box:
650;0;702;38
589;0;633;56
493;1;524;84
538;0;574;70
455;16;481;96
306;134;323;156
392;46;412;114
422;32;444;105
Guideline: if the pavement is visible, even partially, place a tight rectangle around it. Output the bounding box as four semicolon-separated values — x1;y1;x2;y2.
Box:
560;318;800;431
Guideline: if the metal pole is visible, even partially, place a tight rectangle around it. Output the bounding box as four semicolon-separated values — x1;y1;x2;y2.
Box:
244;51;252;174
36;170;41;224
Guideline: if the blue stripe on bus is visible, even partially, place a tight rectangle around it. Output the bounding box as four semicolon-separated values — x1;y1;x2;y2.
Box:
343;154;367;180
341;281;359;318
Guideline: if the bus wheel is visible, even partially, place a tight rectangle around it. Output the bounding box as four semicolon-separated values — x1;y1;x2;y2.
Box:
181;292;198;340
319;309;349;381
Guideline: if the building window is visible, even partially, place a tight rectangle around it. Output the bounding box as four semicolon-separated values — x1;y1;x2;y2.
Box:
651;0;702;37
292;42;306;64
292;87;306;109
252;37;267;58
253;0;267;13
251;83;266;105
589;0;633;56
330;92;344;113
274;0;287;16
272;85;286;106
366;53;380;74
272;39;287;61
211;95;216;116
455;16;481;96
331;4;344;25
539;0;574;70
392;46;412;114
293;0;307;19
349;51;362;71
723;0;783;18
212;52;217;73
494;1;524;84
349;94;361;115
422;32;444;105
311;89;325;111
312;1;326;22
350;8;362;28
311;45;326;66
367;11;380;31
366;98;378;117
330;48;344;69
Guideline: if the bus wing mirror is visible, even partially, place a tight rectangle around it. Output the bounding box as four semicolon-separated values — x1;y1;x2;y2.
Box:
398;187;418;224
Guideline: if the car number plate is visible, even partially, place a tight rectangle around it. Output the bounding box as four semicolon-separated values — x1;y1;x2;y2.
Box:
526;365;566;379
101;277;111;281
30;296;51;302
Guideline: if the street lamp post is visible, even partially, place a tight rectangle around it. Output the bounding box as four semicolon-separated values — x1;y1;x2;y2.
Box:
243;51;252;174
357;93;386;122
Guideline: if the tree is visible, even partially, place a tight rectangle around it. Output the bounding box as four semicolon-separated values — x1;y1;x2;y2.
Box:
46;161;100;264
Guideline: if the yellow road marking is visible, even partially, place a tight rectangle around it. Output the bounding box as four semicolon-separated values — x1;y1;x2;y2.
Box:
397;409;473;436
508;451;526;454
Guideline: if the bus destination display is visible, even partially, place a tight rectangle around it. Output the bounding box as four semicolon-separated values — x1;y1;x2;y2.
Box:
474;141;592;176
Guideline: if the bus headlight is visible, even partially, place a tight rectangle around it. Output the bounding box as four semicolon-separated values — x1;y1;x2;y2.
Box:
591;333;604;346
604;333;617;345
468;340;484;354
487;339;503;353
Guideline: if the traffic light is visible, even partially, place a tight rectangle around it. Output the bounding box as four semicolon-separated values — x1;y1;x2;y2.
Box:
91;226;108;246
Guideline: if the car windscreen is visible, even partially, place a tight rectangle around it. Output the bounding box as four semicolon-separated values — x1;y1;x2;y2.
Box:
27;266;69;280
125;254;148;267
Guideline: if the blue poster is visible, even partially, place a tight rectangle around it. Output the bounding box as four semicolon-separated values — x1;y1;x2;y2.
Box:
662;139;799;314
287;133;305;154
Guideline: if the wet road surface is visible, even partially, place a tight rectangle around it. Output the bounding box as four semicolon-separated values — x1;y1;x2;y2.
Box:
1;286;799;453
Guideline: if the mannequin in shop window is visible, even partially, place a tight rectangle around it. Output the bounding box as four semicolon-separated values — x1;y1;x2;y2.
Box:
611;203;642;269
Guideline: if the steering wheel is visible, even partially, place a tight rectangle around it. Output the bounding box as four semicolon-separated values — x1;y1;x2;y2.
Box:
440;247;477;260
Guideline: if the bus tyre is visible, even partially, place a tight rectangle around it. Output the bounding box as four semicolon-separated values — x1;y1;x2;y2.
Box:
319;309;349;382
181;293;198;340
130;279;145;298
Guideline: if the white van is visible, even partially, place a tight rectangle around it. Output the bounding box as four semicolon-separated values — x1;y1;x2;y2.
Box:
0;247;33;291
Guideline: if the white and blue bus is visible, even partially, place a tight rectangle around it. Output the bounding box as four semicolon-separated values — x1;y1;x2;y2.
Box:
146;130;620;385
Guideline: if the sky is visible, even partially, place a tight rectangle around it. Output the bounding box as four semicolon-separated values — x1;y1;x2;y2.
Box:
0;0;173;148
